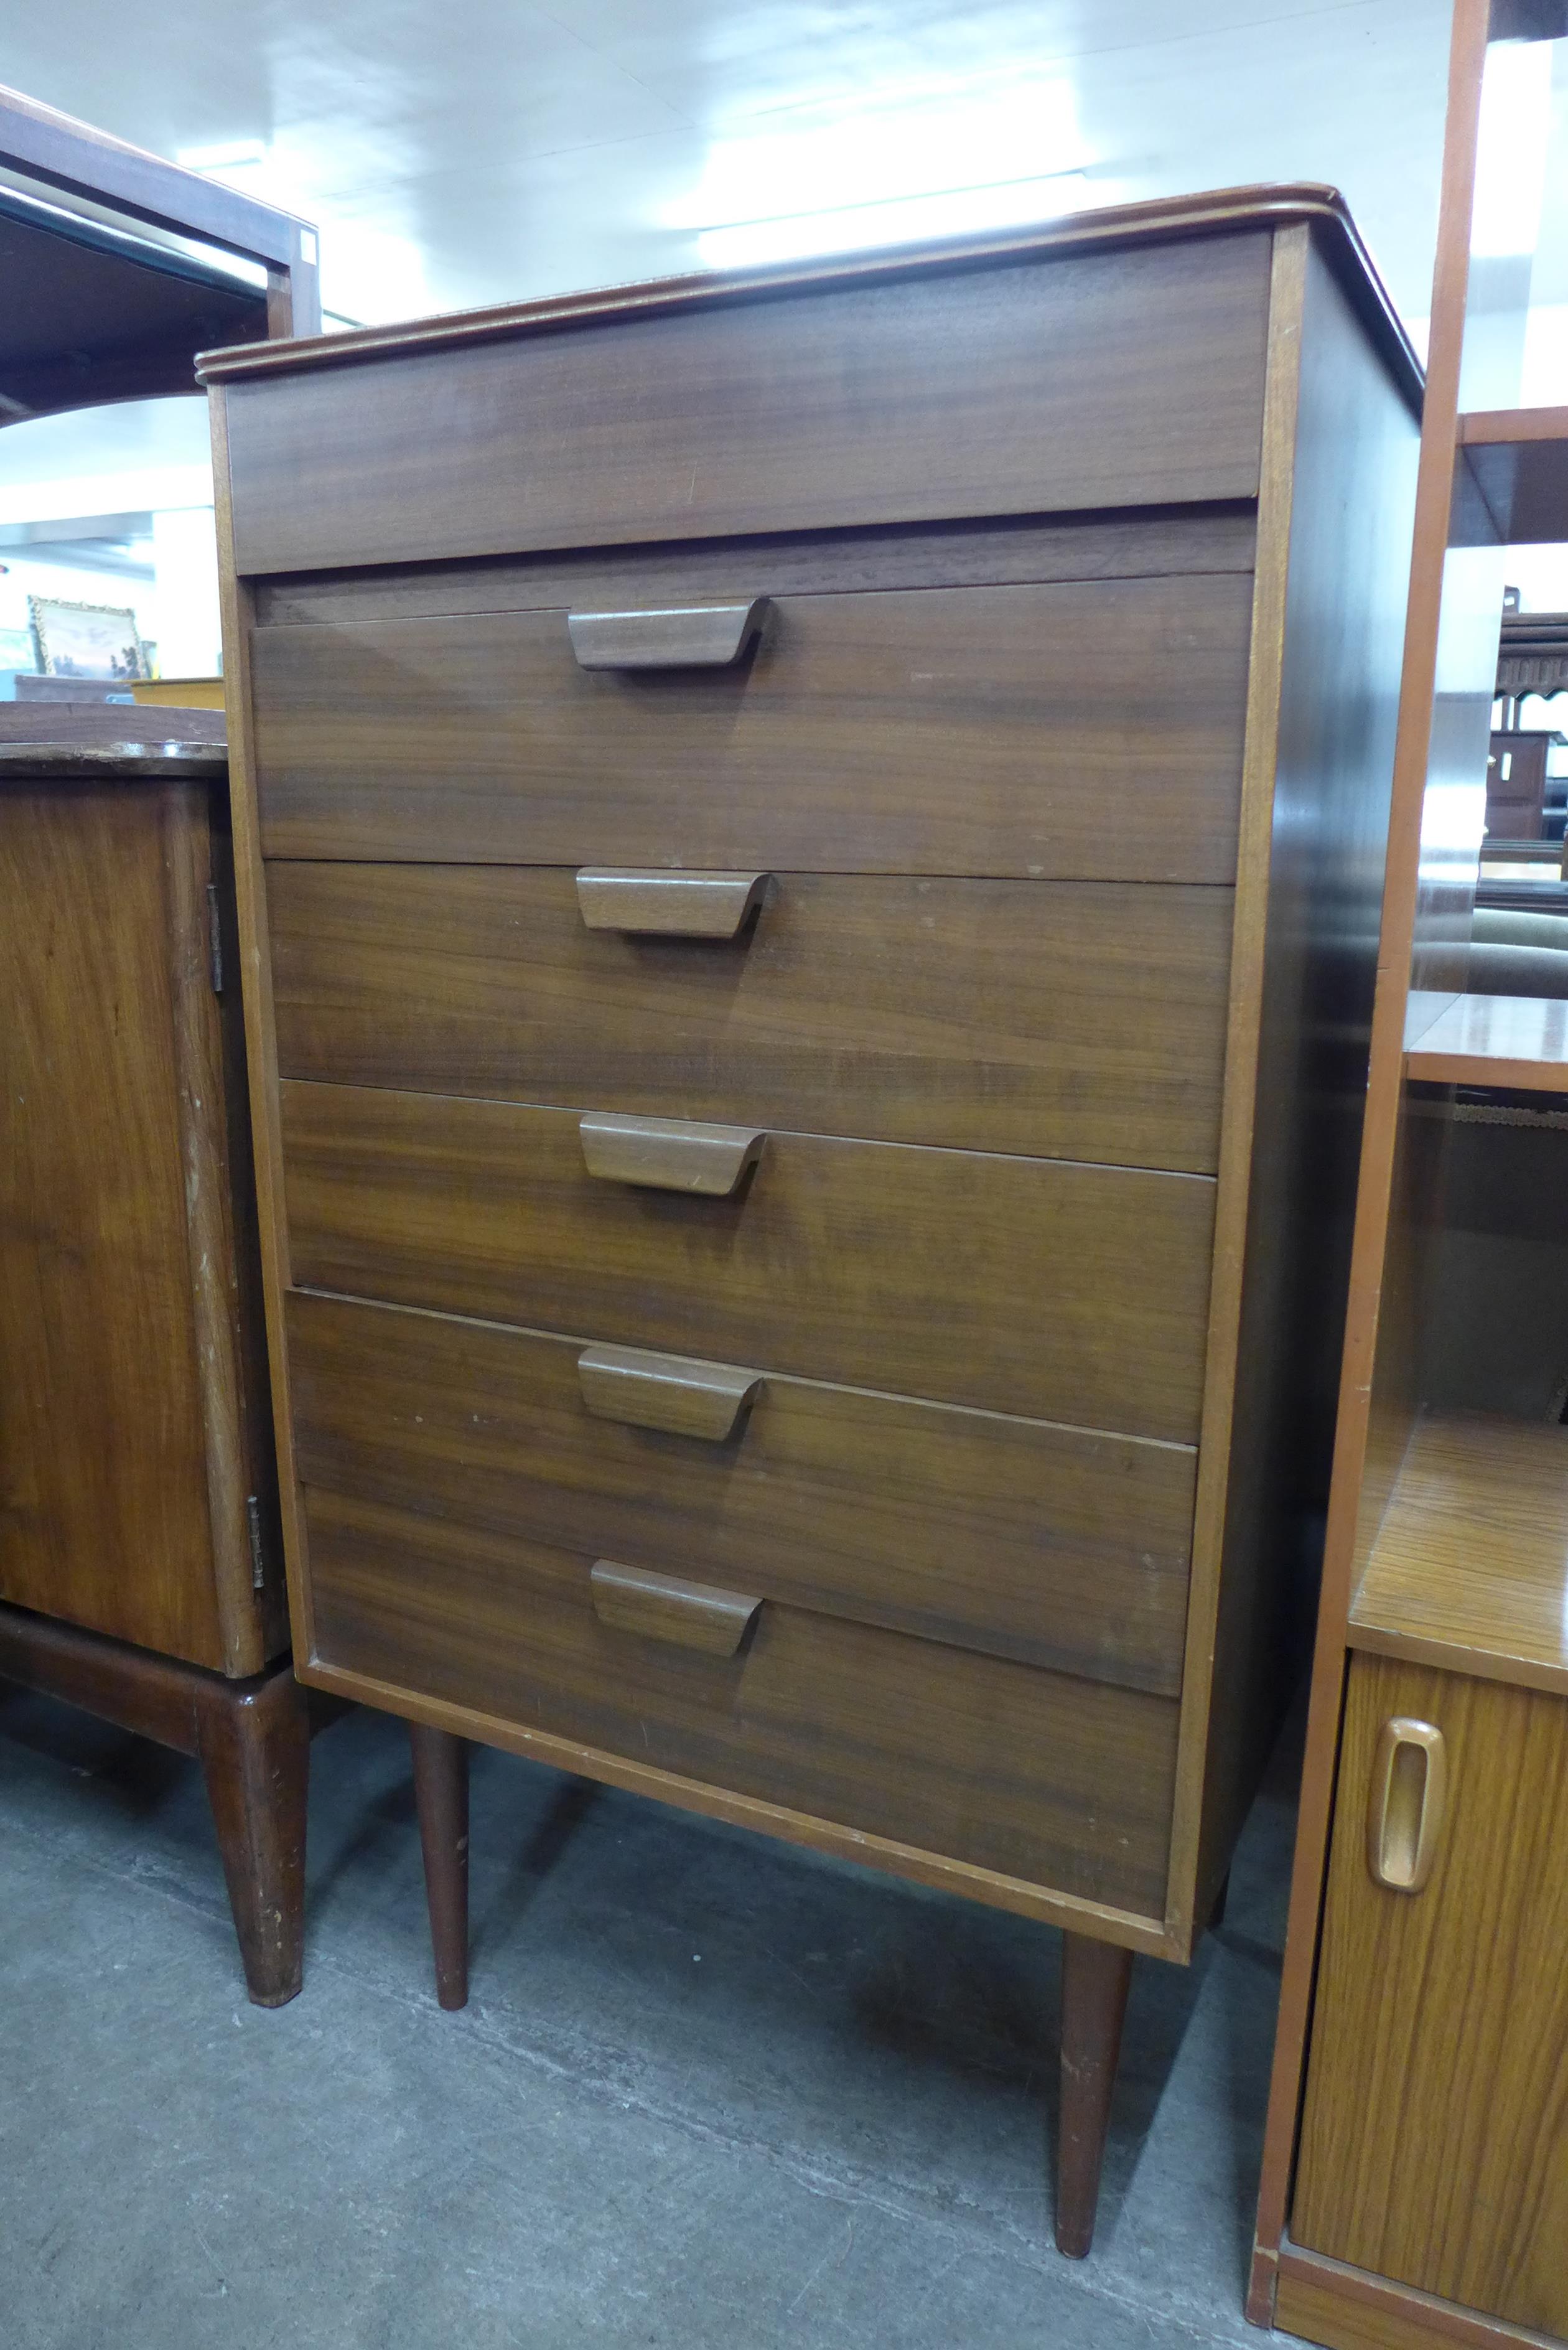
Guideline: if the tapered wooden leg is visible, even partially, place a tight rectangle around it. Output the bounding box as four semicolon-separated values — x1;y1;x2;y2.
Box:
194;1666;310;2009
1055;1931;1134;2257
410;1722;470;2010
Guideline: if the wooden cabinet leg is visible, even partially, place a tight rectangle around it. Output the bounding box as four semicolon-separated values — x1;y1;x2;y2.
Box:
410;1721;470;2011
194;1667;310;2009
1055;1931;1134;2257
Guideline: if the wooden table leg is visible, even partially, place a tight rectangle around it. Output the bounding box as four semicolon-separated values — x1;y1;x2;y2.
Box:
194;1666;310;2009
1055;1930;1134;2257
410;1722;470;2011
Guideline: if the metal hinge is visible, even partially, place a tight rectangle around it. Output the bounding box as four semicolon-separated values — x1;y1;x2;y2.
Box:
246;1494;265;1590
207;882;225;993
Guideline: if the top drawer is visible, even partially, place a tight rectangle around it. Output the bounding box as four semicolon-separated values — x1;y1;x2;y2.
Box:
220;233;1272;574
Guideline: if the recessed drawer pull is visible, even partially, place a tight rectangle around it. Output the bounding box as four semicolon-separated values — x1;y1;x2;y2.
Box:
578;1342;762;1441
590;1560;762;1657
567;599;768;670
580;1112;765;1196
1366;1716;1448;1894
575;868;770;937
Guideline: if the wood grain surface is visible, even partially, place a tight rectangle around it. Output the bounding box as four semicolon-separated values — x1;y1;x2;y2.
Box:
249;576;1253;878
1404;990;1568;1091
304;1482;1178;1917
251;507;1257;630
1349;1411;1568;1696
268;864;1235;1173
1292;1655;1568;2335
280;1081;1216;1441
0;783;224;1666
219;231;1271;573
284;1288;1196;1697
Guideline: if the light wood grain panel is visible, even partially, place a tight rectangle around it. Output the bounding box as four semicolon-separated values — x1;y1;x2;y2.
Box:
269;866;1234;1174
281;1082;1216;1442
304;1482;1178;1917
284;1289;1195;1697
0;780;223;1667
220;232;1271;574
1349;1411;1568;1696
249;576;1254;878
1293;1655;1568;2336
1405;991;1568;1091
1275;2247;1566;2350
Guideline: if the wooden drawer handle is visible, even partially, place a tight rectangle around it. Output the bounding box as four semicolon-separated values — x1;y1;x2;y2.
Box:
590;1560;761;1657
576;869;769;937
578;1342;761;1441
1366;1717;1448;1893
580;1112;765;1196
567;599;768;670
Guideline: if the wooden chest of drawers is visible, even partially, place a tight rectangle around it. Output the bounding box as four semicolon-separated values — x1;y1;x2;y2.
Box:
202;186;1421;2244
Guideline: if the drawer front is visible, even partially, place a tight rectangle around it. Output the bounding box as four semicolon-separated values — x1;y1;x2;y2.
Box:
269;866;1234;1175
286;1291;1195;1697
222;232;1271;575
306;1484;1177;1919
282;1082;1216;1442
250;576;1253;878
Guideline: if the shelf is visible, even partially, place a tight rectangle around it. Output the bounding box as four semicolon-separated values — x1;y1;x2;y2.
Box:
1350;1410;1568;1696
1459;406;1568;542
1404;990;1568;1089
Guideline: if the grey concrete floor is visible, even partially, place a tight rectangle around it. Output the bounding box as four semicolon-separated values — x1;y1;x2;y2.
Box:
0;1688;1297;2350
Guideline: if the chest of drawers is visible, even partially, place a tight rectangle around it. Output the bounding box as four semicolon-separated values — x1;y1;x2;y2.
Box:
202;186;1421;2247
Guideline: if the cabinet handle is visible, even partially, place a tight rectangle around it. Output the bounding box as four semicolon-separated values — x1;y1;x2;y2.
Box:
580;1112;765;1196
576;869;769;937
578;1342;761;1442
590;1560;760;1657
1366;1717;1448;1893
567;599;768;670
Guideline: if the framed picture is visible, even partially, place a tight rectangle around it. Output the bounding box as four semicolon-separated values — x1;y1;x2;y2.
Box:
27;594;150;681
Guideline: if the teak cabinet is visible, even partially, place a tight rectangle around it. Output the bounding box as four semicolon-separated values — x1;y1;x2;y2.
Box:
0;733;304;2003
202;186;1420;2244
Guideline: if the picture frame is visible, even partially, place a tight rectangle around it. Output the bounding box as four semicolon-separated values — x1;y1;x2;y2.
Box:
27;593;150;681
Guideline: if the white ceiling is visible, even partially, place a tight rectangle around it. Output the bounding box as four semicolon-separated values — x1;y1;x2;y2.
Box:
5;0;1454;334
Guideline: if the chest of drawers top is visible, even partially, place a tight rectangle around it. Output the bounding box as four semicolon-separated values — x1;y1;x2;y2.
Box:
202;184;1415;579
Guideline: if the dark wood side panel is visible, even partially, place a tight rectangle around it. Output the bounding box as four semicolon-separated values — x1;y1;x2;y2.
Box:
1190;232;1421;1912
285;1290;1195;1697
305;1484;1178;1917
221;233;1271;573
269;867;1234;1174
250;576;1254;879
251;506;1258;629
0;782;225;1668
281;1082;1217;1443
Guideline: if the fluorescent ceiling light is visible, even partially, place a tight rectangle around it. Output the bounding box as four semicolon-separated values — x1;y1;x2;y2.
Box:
696;172;1093;270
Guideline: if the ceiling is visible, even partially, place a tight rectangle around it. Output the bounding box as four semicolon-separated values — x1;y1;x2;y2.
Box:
3;0;1455;336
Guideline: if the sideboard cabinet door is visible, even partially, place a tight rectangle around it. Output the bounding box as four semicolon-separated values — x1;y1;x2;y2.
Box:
1292;1653;1568;2336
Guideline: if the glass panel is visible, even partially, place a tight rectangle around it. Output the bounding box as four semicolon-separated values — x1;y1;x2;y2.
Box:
1461;34;1568;410
0;395;218;695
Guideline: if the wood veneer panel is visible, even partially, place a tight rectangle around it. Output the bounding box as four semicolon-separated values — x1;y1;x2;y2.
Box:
285;1289;1196;1698
0;782;223;1666
305;1484;1178;1917
269;867;1234;1174
220;233;1271;574
252;507;1258;629
1404;991;1568;1090
249;576;1254;879
281;1082;1216;1443
1275;2249;1566;2350
1348;1411;1568;1695
1293;1657;1568;2338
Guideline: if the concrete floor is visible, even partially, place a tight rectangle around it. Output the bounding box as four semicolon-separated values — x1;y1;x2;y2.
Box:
0;1688;1297;2350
